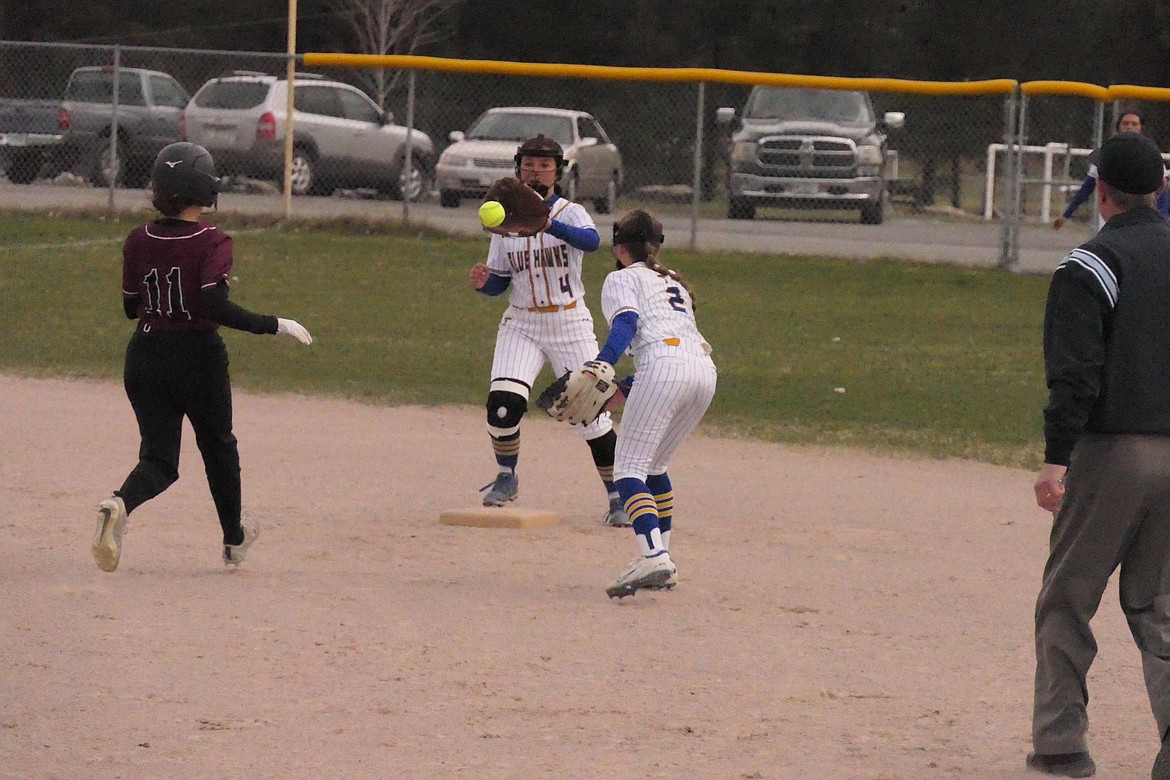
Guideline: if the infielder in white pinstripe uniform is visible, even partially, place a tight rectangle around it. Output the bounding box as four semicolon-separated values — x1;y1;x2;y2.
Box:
468;135;628;526
596;210;717;598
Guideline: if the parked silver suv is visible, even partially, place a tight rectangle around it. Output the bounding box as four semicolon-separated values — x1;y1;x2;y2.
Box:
183;71;434;199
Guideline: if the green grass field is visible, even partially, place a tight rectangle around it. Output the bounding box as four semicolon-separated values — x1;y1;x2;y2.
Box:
0;210;1051;467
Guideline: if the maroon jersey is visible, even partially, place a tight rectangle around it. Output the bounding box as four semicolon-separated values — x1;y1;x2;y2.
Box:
121;220;233;333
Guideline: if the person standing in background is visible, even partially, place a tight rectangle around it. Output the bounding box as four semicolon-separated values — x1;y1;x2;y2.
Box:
1053;109;1169;231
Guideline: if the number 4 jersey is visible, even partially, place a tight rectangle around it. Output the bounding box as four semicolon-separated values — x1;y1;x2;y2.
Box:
121;219;234;333
600;262;712;363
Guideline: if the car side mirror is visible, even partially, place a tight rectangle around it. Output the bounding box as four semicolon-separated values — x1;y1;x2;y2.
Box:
382;109;395;125
579;136;598;148
449;130;465;143
715;107;736;125
881;111;905;131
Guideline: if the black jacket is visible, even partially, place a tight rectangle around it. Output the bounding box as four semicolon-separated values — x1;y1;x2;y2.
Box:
1043;206;1170;465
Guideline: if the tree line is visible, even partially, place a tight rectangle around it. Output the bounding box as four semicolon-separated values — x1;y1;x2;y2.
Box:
4;0;1170;88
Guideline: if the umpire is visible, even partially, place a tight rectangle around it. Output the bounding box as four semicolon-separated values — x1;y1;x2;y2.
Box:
1029;133;1170;779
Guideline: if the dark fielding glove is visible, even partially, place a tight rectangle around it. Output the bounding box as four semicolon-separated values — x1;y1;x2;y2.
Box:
482;176;551;237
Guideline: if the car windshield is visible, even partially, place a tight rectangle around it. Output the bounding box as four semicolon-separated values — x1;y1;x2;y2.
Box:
744;88;872;125
466;112;573;146
193;81;269;109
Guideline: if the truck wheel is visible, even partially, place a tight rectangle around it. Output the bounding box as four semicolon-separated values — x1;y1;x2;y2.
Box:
123;159;150;189
860;199;885;225
89;143;125;188
593;174;618;214
728;198;755;220
439;190;460;208
5;150;42;184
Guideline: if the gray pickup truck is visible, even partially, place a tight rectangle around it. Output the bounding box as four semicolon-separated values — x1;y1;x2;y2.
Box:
59;66;189;188
0;98;65;183
717;86;904;225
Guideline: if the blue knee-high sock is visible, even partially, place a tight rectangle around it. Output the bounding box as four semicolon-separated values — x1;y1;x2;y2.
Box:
646;472;673;549
615;476;665;554
491;432;519;471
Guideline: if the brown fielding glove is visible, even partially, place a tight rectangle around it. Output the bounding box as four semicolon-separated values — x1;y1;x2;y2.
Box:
482;177;550;237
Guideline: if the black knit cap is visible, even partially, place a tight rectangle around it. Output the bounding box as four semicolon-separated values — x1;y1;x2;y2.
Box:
1097;132;1165;195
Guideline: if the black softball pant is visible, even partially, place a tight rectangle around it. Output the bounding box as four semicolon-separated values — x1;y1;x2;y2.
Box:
117;328;244;544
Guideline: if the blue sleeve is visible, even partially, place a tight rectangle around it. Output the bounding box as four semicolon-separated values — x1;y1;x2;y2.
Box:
1062;175;1096;219
597;310;638;365
1159;188;1169;219
546;219;600;252
477;272;511;297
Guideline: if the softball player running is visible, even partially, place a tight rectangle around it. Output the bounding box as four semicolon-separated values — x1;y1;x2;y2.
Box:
468;135;628;526
597;210;717;598
91;142;313;573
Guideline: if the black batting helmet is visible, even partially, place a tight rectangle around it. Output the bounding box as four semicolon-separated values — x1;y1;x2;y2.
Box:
514;134;565;179
151;142;220;209
613;209;664;246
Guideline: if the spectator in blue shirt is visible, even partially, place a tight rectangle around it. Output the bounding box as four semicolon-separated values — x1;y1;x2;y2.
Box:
1054;109;1170;230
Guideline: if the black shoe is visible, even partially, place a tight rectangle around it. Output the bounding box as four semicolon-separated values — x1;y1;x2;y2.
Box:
1025;751;1095;778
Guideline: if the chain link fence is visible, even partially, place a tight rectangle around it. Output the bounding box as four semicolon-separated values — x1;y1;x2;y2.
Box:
7;40;1168;269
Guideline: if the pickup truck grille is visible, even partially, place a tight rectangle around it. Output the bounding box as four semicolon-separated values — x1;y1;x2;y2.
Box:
757;136;857;178
474;158;513;169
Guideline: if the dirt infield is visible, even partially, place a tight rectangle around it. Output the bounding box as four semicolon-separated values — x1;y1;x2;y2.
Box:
0;375;1157;779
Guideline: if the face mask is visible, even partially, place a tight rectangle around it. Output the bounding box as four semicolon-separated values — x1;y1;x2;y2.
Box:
529;182;550;197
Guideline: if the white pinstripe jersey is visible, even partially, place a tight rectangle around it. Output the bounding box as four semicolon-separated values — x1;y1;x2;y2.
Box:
600;262;710;357
485;198;594;310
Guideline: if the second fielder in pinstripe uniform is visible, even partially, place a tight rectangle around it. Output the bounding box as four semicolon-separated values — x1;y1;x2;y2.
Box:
468;135;629;526
596;210;717;598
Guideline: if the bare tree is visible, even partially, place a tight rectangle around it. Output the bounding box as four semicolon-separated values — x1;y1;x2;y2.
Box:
326;0;462;107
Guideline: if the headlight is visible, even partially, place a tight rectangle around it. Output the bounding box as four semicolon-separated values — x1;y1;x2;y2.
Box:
439;151;466;167
856;145;882;166
730;141;757;164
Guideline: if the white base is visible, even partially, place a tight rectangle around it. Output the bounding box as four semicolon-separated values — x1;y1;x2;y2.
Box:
438;506;559;529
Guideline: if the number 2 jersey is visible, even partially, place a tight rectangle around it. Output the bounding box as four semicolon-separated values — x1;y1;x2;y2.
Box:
121;219;276;335
600;262;712;363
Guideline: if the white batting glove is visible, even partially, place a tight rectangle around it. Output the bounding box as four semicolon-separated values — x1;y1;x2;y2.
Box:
276;317;313;345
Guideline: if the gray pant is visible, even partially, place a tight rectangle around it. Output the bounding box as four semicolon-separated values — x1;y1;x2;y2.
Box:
1033;434;1170;753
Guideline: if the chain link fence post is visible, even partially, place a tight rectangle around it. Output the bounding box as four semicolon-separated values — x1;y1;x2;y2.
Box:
402;69;416;223
689;81;705;250
998;88;1020;268
105;45;120;217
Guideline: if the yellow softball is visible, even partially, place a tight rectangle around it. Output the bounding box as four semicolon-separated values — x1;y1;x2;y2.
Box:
479;200;506;228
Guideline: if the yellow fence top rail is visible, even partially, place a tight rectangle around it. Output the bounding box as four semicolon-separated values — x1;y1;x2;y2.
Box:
1021;81;1111;100
1108;84;1170;102
303;54;1170;102
302;53;1017;96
